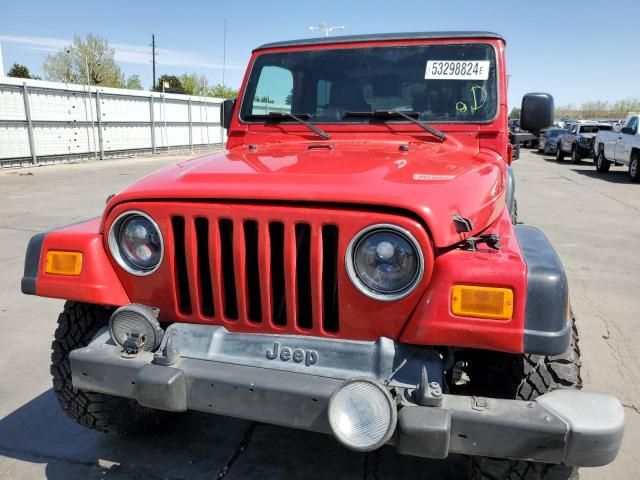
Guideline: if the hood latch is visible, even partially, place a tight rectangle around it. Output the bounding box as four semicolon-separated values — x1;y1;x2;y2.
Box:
458;233;501;252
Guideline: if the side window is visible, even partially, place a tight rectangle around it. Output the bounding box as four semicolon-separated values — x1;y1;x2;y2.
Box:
627;117;638;133
251;66;293;115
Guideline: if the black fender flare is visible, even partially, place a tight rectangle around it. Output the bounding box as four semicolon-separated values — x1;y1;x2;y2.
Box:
515;225;571;355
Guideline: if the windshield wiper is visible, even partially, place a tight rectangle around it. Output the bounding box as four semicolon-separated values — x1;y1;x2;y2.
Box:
344;110;447;142
266;112;331;140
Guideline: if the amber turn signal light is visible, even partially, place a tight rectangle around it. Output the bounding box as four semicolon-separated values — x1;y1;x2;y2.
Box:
451;285;513;320
45;251;83;276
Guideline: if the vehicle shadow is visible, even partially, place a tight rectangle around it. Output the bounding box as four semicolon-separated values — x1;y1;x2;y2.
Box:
0;389;468;479
571;168;635;184
538;155;597;166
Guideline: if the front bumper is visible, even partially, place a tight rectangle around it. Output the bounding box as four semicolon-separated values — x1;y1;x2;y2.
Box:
70;324;624;467
577;143;594;156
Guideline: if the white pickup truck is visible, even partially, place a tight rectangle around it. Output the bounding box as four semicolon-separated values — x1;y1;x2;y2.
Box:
594;114;640;182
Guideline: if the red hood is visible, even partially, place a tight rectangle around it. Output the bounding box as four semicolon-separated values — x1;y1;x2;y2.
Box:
107;139;506;248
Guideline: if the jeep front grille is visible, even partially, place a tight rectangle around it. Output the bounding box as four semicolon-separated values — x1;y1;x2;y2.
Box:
170;213;340;334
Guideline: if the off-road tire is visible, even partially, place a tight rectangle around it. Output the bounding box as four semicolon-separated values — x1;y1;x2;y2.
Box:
468;312;582;480
595;149;611;173
629;153;640;182
555;145;565;162
51;301;162;434
571;147;581;164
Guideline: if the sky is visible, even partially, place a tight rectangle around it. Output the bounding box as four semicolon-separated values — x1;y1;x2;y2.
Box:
1;0;639;109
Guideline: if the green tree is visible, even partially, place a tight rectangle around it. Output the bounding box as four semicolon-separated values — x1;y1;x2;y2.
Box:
43;34;125;87
509;107;521;119
210;83;238;99
124;75;143;90
154;74;185;93
180;72;209;95
8;63;39;79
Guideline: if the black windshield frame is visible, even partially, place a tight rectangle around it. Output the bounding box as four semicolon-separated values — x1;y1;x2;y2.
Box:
239;43;500;126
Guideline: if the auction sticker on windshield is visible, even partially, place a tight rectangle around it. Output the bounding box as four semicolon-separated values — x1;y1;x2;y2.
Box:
425;60;490;80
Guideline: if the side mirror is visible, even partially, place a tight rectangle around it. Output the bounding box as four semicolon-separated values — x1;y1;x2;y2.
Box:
220;99;236;130
520;93;554;132
613;124;621;133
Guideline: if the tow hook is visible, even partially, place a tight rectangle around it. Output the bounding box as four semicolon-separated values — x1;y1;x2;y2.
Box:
152;332;179;366
413;366;443;407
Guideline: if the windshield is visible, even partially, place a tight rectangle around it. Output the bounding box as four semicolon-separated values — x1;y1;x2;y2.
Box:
241;44;498;123
580;125;611;134
549;129;566;138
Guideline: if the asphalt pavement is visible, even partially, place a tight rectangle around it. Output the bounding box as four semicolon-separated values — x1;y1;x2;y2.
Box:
0;148;637;479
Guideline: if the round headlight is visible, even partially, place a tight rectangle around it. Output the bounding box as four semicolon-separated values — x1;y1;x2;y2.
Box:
328;378;397;451
108;211;163;275
109;304;164;352
346;224;423;301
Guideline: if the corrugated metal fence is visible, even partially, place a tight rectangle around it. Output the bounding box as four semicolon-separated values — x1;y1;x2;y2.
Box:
0;77;224;168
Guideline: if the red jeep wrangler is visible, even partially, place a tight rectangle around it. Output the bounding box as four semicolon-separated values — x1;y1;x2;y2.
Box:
22;32;624;479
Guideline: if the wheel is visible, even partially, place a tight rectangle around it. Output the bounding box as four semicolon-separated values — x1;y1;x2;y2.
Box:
511;198;518;225
571;146;581;164
629;153;640;182
595;149;611;173
51;301;163;434
467;312;582;480
555;144;564;161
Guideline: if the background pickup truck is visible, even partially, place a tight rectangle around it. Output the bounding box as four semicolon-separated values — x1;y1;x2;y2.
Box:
556;121;612;163
594;114;640;182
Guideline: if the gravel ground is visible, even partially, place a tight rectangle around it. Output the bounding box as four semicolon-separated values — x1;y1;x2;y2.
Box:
0;148;637;479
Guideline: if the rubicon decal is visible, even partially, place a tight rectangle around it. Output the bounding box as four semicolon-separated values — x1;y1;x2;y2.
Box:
266;342;318;366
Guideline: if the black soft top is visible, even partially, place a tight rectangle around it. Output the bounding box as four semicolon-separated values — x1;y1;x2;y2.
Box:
254;31;504;51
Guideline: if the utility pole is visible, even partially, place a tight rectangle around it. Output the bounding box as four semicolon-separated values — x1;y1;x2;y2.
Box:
0;42;4;77
152;34;157;89
222;19;227;89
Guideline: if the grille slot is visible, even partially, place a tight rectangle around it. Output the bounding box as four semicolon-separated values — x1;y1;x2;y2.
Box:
295;223;312;329
244;220;262;323
322;225;340;332
171;216;191;314
269;222;287;326
195;218;214;317
219;219;238;320
172;215;340;334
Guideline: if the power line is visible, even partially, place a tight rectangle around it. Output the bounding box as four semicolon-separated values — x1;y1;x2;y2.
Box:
222;19;227;89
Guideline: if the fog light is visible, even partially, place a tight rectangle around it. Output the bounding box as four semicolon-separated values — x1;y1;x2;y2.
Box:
328;378;397;452
108;304;163;352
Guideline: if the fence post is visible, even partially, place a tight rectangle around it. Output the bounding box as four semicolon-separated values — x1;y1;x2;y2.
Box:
95;90;104;159
188;98;193;151
22;82;37;165
149;95;156;154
